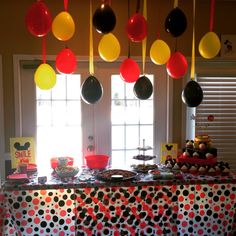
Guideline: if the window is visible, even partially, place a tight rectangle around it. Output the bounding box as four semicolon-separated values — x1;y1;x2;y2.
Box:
14;56;170;173
111;75;154;168
186;60;236;170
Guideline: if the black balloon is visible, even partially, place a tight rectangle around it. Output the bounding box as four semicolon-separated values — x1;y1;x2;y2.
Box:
165;7;187;37
133;76;153;100
93;4;116;34
182;80;203;107
81;76;103;104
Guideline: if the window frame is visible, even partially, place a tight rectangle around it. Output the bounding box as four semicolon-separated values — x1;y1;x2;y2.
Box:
13;54;172;166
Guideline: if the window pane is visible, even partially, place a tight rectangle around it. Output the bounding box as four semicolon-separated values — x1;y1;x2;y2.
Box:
111;100;125;124
37;100;51;126
67;75;81;99
111;77;124;99
112;126;124;149
51;101;67;125
52;75;66;100
140;100;153;124
125;100;140;124
126;126;139;149
66;101;81;125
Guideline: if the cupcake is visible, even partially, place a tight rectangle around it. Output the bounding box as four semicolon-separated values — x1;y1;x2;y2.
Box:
172;163;180;172
207;167;216;176
182;151;190;158
192;152;199;158
198;166;207;175
215;165;221;175
181;164;189;173
166;161;173;169
189;165;198;175
222;167;230;176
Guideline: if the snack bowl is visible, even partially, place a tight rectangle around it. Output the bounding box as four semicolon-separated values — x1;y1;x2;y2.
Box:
55;166;79;178
50;157;74;169
85;155;109;169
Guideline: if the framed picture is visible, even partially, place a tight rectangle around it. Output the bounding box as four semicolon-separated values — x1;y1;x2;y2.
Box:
10;137;36;168
160;143;178;163
221;34;236;58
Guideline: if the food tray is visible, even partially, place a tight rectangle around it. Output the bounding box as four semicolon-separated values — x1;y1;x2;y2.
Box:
131;164;158;173
55;166;79;178
96;169;137;181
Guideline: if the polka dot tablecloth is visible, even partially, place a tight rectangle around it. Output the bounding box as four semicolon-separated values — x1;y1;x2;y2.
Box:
1;183;236;236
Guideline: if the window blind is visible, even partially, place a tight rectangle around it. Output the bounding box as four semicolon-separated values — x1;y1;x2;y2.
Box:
196;76;236;170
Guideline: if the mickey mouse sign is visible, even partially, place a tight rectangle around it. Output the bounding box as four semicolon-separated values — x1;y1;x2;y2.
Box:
161;143;178;163
10;137;36;168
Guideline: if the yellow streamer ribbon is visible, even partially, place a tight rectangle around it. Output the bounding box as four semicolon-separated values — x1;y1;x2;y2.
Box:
190;0;195;80
89;0;94;75
174;0;178;8
142;0;147;74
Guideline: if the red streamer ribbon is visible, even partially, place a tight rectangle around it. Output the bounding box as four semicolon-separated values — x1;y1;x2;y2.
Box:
209;0;215;32
64;0;68;11
42;36;46;64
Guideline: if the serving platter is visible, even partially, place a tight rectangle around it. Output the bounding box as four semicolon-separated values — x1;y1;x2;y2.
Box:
96;169;137;181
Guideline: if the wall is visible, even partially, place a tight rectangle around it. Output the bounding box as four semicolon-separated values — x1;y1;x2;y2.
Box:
1;0;236;151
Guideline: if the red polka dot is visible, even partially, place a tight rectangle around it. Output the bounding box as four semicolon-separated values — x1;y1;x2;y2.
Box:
140;222;146;229
45;214;51;221
178;213;183;219
32;198;39;205
188;212;194;218
66;218;72;224
66;199;72;206
230;193;235;200
196;185;201;191
28;209;35;216
212;224;218;231
184;204;190;210
26;228;33;234
21;202;27;208
40;190;47;195
214;205;220;211
200;210;205;216
34;217;41;224
59;231;65;236
15;212;22;219
225;204;231;210
179;196;184;202
97;222;103;230
60;210;67;217
219;213;224;218
182;221;187;227
21;220;28;226
200;192;205;198
220;195;225;202
189;193;194;200
198;229;204;235
45;196;52;203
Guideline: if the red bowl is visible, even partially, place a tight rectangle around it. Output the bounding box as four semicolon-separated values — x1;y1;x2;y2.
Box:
85;155;109;169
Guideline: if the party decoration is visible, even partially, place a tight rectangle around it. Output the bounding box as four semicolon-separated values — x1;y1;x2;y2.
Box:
133;75;153;100
198;32;221;59
150;39;171;65
120;58;140;83
166;51;188;79
25;1;52;37
34;63;56;90
182;80;203;107
126;13;147;42
56;48;77;74
93;3;116;34
98;33;120;62
52;11;75;41
81;76;103;104
165;7;187;37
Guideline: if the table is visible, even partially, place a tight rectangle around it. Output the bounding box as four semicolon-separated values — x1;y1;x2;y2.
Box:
1;171;236;236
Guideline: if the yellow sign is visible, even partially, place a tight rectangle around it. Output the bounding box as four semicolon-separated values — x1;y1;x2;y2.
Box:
10;137;36;168
161;143;178;163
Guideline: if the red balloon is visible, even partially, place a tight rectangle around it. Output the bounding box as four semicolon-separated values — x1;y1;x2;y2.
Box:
25;1;52;37
126;13;147;42
56;48;77;74
120;58;140;83
166;51;188;79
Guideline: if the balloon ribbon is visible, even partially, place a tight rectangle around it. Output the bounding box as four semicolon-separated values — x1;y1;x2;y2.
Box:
190;0;195;80
174;0;178;8
89;0;94;75
64;0;68;11
142;0;147;74
42;36;46;64
209;0;215;32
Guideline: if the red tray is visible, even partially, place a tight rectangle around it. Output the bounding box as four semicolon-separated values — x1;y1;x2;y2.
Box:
177;155;217;165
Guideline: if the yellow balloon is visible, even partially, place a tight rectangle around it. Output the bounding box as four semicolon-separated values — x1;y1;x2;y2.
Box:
52;11;75;41
198;32;221;59
150;39;171;65
98;33;121;62
34;63;56;90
